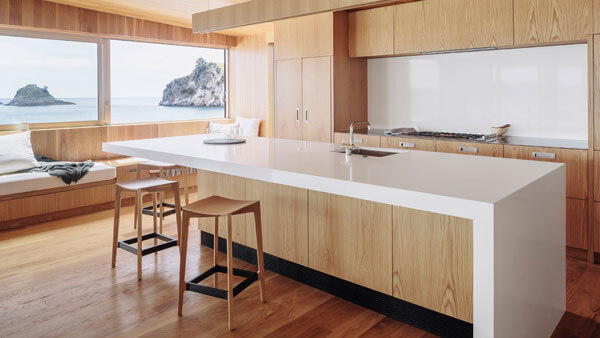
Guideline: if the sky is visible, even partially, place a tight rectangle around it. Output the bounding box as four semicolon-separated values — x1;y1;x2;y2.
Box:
0;35;225;99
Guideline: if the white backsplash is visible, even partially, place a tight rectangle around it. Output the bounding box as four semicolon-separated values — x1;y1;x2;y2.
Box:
367;44;588;140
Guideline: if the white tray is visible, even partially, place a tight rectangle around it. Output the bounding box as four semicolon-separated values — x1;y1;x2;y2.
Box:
203;138;246;145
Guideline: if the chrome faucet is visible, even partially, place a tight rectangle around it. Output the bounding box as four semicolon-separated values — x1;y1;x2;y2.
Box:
344;121;371;155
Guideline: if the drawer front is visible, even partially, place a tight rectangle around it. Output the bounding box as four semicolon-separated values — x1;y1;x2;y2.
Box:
504;145;587;200
435;141;504;158
334;132;381;147
381;136;435;151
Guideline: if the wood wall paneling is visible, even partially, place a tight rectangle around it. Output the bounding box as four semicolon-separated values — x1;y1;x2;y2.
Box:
595;35;600;150
349;5;394;57
595;151;600;201
245;179;309;266
0;0;236;48
392;206;473;323
332;11;368;133
594;202;600;252
595;0;600;34
504;145;588;200
308;191;393;294
513;0;592;45
228;33;269;137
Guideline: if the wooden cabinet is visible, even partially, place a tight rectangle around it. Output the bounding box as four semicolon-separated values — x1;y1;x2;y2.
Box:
275;57;332;142
504;145;588;200
334;132;381;147
381;136;435;151
349;6;394;57
275;59;303;140
246;179;309;266
302;57;332;142
594;202;600;252
391;0;513;55
274;12;333;60
595;151;600;201
309;191;393;294
514;0;591;45
393;206;473;323
436;141;504;157
567;198;588;250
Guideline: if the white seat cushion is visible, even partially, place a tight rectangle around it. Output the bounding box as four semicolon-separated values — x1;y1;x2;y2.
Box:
0;162;116;196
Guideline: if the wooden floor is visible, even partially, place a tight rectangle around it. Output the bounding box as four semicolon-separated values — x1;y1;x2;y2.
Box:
0;198;599;337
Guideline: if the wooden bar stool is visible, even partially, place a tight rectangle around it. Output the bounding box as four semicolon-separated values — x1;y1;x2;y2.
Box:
135;161;190;234
111;177;183;280
178;195;266;330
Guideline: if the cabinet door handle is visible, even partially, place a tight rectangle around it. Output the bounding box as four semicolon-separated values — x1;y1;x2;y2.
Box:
399;142;415;148
304;108;309;123
296;108;299;122
532;152;556;160
459;146;478;153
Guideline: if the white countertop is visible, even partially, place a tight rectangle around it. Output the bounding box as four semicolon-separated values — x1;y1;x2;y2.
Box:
103;135;563;207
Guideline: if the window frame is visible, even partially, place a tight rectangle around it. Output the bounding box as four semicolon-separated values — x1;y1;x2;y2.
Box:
0;28;229;130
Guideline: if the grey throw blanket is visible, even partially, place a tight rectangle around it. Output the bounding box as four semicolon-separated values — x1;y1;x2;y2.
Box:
16;160;95;184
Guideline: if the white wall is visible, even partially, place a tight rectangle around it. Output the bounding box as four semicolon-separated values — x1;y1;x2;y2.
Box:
368;44;588;140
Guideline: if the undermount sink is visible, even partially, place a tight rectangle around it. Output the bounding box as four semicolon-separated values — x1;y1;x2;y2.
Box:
333;148;398;158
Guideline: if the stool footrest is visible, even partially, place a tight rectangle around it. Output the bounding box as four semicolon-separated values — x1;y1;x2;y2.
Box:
142;202;177;217
118;232;178;256
186;265;258;300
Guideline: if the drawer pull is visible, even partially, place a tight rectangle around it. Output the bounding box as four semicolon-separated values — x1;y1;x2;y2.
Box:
399;142;415;148
532;152;556;160
459;146;478;153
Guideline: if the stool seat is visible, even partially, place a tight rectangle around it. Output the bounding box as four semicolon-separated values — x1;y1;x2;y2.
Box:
183;195;258;216
117;177;174;191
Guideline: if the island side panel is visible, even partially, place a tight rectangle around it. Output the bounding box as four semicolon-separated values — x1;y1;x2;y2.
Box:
493;166;566;338
393;207;474;323
308;191;393;295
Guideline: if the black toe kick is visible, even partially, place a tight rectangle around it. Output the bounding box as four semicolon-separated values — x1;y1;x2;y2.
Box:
200;231;473;338
118;232;178;256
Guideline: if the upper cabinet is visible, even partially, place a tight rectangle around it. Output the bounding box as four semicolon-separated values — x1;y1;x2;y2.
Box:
274;12;334;60
349;6;394;57
393;0;513;55
513;0;592;45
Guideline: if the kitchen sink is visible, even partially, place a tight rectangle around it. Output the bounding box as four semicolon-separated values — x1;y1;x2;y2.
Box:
333;148;398;158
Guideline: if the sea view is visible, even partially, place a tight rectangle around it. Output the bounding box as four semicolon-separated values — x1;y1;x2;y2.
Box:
0;97;225;124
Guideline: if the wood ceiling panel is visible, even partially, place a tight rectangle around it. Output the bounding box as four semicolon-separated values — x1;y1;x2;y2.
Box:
45;0;252;28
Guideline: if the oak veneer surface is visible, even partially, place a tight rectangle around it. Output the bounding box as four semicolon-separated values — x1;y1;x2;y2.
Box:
595;36;600;150
393;206;473;323
0;0;236;47
275;58;303;140
594;202;600;252
504;145;588;200
567;198;589;250
435;140;504;157
334;132;381;147
381;135;436;151
349;5;394;57
513;0;591;45
274;12;333;60
301;56;333;143
308;191;393;295
594;151;600;201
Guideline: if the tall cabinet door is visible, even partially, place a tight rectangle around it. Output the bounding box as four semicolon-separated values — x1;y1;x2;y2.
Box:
302;57;332;142
275;59;303;140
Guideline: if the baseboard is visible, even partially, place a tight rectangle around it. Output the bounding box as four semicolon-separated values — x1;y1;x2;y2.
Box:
200;231;473;338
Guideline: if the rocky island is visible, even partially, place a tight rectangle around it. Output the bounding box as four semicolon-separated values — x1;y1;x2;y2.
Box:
159;57;224;107
7;85;75;106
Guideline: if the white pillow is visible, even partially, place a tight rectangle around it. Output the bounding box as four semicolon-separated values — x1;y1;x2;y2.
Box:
0;131;39;175
236;117;261;137
207;121;240;136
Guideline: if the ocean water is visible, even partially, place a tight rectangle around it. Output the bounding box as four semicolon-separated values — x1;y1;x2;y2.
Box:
0;97;225;124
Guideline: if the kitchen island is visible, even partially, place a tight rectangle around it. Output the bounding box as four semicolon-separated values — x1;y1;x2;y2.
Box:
103;135;566;338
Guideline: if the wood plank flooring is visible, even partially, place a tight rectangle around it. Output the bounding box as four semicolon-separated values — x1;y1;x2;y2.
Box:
0;197;599;337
